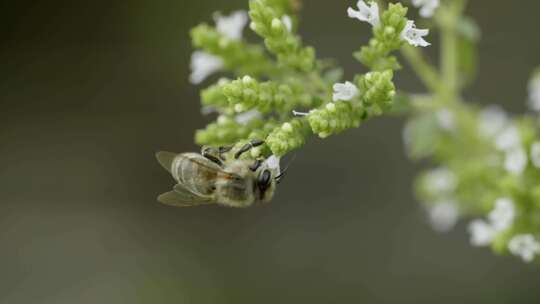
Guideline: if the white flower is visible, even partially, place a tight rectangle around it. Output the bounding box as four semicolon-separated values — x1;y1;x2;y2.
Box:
400;20;430;47
412;0;440;18
235;110;261;125
426;167;457;194
530;142;540;168
478;105;509;139
429;201;459;233
468;219;496;247
282;15;293;32
347;0;380;27
508;234;540;263
189;51;224;84
332;81;359;102
504;147;528;175
528;76;540;112
495;125;521;151
435;108;455;131
488;198;515;232
214;10;248;41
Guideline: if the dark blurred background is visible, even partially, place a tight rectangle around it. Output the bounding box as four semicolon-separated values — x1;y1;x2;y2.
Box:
1;1;540;303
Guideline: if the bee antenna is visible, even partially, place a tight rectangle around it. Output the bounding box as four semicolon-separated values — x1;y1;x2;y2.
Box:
275;153;297;182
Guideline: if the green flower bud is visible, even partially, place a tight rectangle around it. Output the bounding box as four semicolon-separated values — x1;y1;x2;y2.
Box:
357;70;396;112
191;24;275;77
355;3;408;71
195;115;265;147
249;0;315;71
307;102;365;138
266;118;311;156
221;76;310;114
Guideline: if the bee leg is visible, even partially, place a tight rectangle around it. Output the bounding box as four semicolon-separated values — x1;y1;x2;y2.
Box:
201;146;223;166
249;159;263;171
218;145;233;160
234;139;265;159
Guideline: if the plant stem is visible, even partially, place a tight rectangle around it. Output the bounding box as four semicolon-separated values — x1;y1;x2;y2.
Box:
439;0;466;103
401;46;443;96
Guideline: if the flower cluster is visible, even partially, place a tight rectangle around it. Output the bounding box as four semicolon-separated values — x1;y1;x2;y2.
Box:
187;0;429;158
406;22;540;263
166;0;540;265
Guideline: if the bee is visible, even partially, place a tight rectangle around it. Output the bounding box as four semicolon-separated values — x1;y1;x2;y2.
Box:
156;139;282;208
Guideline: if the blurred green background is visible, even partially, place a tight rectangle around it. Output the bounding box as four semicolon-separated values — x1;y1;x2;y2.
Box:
2;1;540;303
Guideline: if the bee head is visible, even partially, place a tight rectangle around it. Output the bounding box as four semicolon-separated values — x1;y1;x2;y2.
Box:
252;155;280;203
255;167;276;203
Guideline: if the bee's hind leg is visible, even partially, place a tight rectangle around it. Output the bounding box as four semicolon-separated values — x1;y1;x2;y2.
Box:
234;139;265;159
201;146;223;166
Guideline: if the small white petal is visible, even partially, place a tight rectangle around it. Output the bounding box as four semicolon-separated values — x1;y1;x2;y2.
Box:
332;81;359;102
214;10;248;41
235;110;261;125
468;219;496;247
488;198;515;232
401;20;431;47
495;125;521;151
347;1;380;27
429;201;459;233
478;105;509;139
189;51;224;84
282;15;293;32
530;142;540;168
504;147;528;175
436;108;455;131
508;234;540;263
292;110;311;117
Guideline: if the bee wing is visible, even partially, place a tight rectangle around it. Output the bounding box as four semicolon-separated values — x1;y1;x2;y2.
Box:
156;151;177;173
157;184;214;207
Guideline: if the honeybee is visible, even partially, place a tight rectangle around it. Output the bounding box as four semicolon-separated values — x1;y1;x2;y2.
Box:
156;140;281;208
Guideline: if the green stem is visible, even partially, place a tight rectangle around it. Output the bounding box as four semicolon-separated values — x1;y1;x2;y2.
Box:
401;46;443;96
439;0;466;103
441;21;457;101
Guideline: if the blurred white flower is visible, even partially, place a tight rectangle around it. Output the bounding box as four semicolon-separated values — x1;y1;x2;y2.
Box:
528;75;540;112
401;20;430;47
436;108;455;131
495;125;521;151
402;121;413;149
214;10;249;41
347;0;380;27
429;201;459;233
412;0;440;18
468;219;496;247
333;81;359;102
426;167;457;194
504;147;528;175
190;51;224;84
235;110;261;125
530;142;540;168
488;198;515;232
478;105;508;139
508;234;540;263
